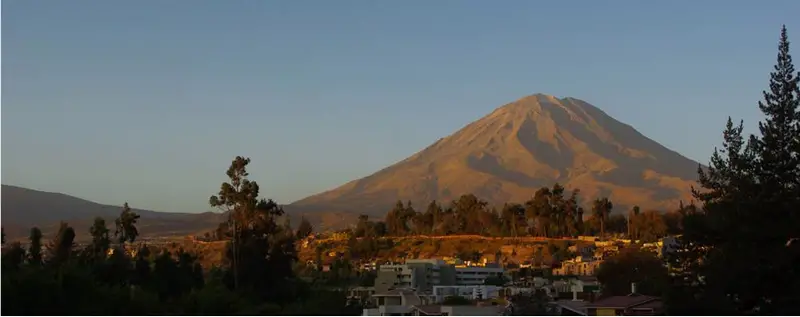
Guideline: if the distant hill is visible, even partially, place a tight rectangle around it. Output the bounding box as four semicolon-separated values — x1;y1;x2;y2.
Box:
1;185;225;241
289;94;701;228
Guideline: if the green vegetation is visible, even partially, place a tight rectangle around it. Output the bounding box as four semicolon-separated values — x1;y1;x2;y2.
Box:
664;25;800;315
1;156;361;315
596;248;669;297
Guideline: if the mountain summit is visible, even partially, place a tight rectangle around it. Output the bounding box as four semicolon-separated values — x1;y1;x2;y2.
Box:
290;94;699;225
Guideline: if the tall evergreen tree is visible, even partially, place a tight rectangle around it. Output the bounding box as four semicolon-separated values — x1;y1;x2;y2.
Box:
755;25;800;198
750;25;800;313
668;26;800;315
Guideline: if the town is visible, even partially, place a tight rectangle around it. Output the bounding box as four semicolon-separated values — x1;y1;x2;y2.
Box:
296;232;679;316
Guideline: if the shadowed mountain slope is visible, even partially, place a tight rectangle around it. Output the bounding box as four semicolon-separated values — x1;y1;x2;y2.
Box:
290;94;700;226
1;185;225;241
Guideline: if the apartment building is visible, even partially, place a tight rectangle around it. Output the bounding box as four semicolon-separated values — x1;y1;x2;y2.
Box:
374;259;457;293
454;265;505;285
432;285;501;302
374;259;507;293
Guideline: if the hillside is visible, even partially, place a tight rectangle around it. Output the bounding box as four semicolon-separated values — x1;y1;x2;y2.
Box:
290;94;700;228
0;185;225;241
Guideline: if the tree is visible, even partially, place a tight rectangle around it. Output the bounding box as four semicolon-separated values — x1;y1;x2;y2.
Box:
507;289;555;315
668;26;800;315
662;207;684;236
132;245;152;287
751;25;800;313
47;222;76;266
636;210;667;242
209;156;298;303
596;248;669;297
425;200;443;235
592;198;613;240
755;25;800;200
605;214;628;236
3;242;26;269
385;201;408;236
115;203;140;245
525;187;552;237
628;206;640;239
89;217;111;259
28;227;43;266
209;156;260;290
296;217;314;239
500;203;526;237
354;215;370;237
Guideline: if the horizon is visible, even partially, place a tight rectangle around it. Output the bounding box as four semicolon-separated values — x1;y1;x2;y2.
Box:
3;1;799;213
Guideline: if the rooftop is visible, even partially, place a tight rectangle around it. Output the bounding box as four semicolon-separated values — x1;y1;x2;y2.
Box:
585;294;659;309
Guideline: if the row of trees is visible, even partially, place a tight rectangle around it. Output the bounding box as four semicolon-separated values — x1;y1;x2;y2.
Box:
1;156;361;315
346;187;683;242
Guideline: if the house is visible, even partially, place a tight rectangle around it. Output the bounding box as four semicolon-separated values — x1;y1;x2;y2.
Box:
553;299;589;316
584;284;663;316
349;286;377;301
552;256;603;276
364;289;437;316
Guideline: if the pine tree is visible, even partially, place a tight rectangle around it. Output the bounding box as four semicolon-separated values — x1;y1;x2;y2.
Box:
755;25;800;198
668;26;800;315
750;25;800;313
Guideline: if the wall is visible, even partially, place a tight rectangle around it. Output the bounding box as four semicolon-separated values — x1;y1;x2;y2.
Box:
375;270;402;293
442;306;503;316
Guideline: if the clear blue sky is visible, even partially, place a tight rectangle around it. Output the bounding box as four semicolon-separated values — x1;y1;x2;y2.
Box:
2;0;798;213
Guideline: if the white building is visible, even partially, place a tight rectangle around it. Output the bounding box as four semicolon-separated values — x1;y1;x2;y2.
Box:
455;266;504;285
432;285;501;302
378;264;417;289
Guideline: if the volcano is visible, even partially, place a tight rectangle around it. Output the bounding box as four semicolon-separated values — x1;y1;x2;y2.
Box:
289;94;700;228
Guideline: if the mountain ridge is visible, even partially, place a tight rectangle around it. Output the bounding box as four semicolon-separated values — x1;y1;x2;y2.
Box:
0;184;226;241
